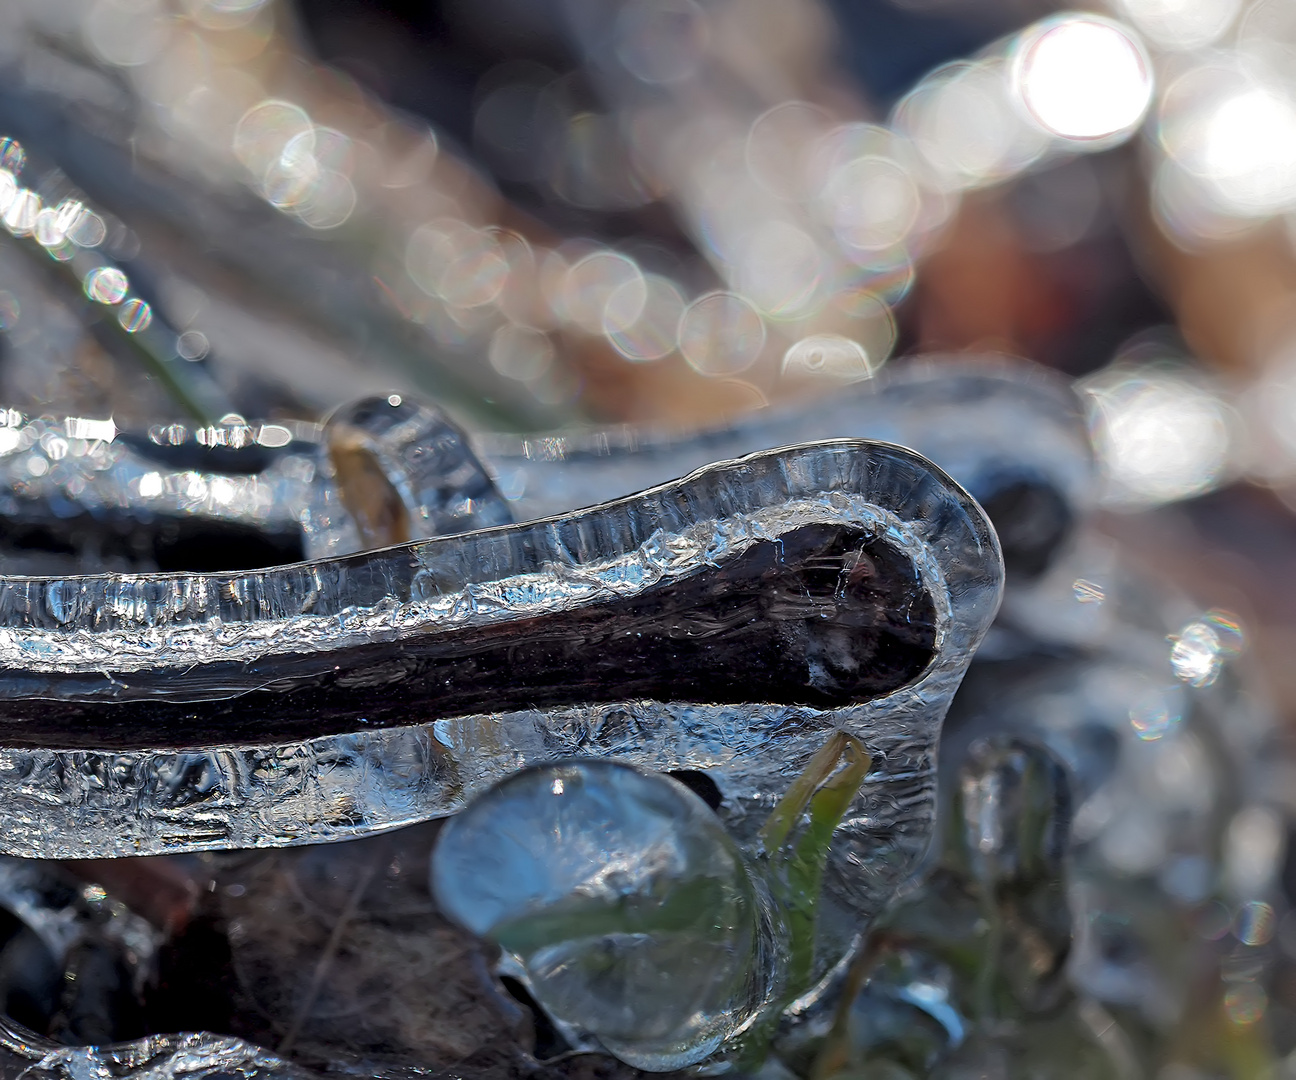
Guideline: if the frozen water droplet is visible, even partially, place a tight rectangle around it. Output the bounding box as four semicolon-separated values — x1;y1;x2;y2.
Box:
432;761;773;1070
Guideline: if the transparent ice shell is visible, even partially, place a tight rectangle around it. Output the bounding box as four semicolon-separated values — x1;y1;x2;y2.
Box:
0;356;1084;582
0;394;508;574
479;355;1091;583
432;761;773;1070
790;738;1134;1080
0;439;1002;880
303;395;512;559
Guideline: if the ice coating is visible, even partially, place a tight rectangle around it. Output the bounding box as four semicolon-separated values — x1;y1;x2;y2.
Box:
304;394;512;559
432;761;771;1070
0;441;1001;881
818;738;1127;1079
478;356;1092;581
0;1016;313;1080
0;394;508;575
0;413;315;575
0;357;1085;581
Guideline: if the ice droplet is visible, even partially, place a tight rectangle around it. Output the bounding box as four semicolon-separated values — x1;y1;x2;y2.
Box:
431;761;771;1070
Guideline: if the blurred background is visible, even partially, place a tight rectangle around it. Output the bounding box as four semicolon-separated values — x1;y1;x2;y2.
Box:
3;1;1296;779
7;0;1296;1070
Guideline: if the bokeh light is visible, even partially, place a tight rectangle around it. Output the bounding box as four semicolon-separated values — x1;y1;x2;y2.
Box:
117;299;153;334
896;62;1045;191
177;330;209;361
1226;806;1285;897
183;0;272;31
233;100;313;178
1161;66;1296;220
32;209;65;249
2;190;39;236
1128;684;1181;740
820;154;921;254
842;255;916;307
1085;365;1233;506
615;0;708;86
0;138;26;175
1234;900;1276;946
84;0;172;68
1223;984;1268;1026
678;292;766;377
489;324;555;382
1012;15;1154;143
563;252;644;335
747;102;832;203
68;208;106;248
604;274;684;362
1170;619;1224;687
781;334;874;382
1116;0;1240;51
84;267;129;305
732;220;824;318
407;221;510;309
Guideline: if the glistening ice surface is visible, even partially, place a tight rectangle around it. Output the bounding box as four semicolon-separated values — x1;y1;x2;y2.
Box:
0;393;509;576
0;357;1081;585
477;356;1090;582
433;762;770;1070
0;441;1001;890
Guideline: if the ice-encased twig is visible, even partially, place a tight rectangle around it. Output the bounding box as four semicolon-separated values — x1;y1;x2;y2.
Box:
0;440;1000;932
0;356;1082;578
477;356;1090;580
0;394;509;573
0;1013;316;1080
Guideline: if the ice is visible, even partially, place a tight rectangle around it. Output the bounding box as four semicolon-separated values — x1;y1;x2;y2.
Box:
792;738;1132;1080
0;394;509;576
303;394;512;559
0;356;1082;586
478;356;1091;585
0;441;1002;875
432;761;772;1070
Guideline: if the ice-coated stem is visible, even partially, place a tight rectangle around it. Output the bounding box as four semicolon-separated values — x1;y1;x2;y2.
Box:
760;731;873;993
